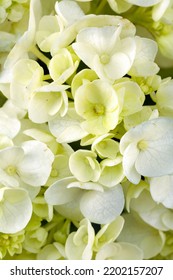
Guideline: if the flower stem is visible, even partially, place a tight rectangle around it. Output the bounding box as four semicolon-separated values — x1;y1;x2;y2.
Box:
96;0;107;15
30;46;50;66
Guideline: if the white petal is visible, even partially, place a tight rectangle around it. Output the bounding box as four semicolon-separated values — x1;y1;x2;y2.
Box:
0;112;20;138
122;142;140;184
49;107;88;143
150;176;173;208
55;0;84;26
80;185;124;224
0;187;32;234
0;146;24;169
135;137;173;177
117;212;165;259
45;177;81;205
18;140;54;186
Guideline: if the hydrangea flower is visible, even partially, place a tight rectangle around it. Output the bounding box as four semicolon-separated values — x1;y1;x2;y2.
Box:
74;79;120;135
72;25;136;82
120;117;173;184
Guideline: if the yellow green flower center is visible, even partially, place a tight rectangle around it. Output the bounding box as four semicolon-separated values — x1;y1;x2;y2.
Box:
100;53;110;64
5;165;17;176
93;103;105;116
137;140;148;151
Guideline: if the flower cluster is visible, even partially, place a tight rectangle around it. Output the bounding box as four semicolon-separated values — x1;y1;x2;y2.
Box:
0;0;173;260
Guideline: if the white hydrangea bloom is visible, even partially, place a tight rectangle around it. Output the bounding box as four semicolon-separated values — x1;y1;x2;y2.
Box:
99;157;124;187
74;79;120;135
120;117;173;184
0;140;54;188
28;82;69;123
65;218;95;260
72;25;136;82
91;133;119;160
114;79;145;117
94;216;125;251
69;149;101;182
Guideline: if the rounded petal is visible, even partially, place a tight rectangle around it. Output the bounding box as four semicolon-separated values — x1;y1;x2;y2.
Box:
18;140;54;186
150;176;173;209
96;242;143;260
80;185;124;224
45;177;81;205
0;187;32;234
117;212;165;259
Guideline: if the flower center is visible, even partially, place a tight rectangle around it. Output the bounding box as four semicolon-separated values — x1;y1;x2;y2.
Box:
93;103;105;116
5;165;17;176
100;53;110;64
137;140;148;151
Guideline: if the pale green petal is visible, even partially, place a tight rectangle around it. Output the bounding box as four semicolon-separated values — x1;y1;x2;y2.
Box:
10;59;43;110
96;242;143;260
65;218;94;260
156;79;173;117
37;244;62;260
94;216;124;251
126;0;161;6
92;134;119;159
0;187;32;234
107;0;132;13
80;185;124;224
99;157;124;187
28;83;68;123
36;15;62;52
69;150;100;182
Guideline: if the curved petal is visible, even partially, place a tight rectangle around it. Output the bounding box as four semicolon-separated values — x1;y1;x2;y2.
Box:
0;187;32;234
80;185;124;224
18;140;54;186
